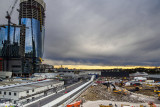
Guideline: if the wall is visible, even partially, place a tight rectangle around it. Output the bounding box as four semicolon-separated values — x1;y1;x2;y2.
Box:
0;91;19;100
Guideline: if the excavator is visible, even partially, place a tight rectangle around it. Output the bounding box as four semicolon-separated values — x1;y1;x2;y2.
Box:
103;82;127;95
154;85;160;100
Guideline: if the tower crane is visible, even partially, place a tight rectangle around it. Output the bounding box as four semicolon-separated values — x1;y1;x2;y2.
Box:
0;0;18;71
5;0;18;43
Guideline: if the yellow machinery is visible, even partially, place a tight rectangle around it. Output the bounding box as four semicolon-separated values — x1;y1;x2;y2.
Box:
99;105;112;107
113;89;127;95
103;82;127;95
39;57;43;63
154;87;160;93
153;86;160;100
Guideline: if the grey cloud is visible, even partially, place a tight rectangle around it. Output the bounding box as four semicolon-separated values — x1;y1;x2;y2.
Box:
43;0;160;66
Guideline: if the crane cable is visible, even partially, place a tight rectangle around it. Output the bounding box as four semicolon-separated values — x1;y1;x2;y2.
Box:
7;0;18;16
9;0;18;16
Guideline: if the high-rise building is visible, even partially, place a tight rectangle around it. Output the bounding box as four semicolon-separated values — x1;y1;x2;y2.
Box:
19;0;46;73
0;0;46;75
19;0;46;58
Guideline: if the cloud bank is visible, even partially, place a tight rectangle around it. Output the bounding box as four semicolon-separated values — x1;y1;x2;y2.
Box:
44;0;160;66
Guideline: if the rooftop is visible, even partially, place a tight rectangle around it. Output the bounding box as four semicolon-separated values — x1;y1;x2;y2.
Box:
0;80;62;92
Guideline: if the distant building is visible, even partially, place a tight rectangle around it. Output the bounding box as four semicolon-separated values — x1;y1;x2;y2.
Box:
39;64;54;72
129;72;148;77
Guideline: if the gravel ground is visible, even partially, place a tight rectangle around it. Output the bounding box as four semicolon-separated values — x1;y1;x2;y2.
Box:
79;84;145;103
76;84;160;106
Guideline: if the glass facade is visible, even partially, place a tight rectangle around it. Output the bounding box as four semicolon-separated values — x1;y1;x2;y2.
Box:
21;18;44;58
0;26;20;44
0;17;44;59
0;18;44;58
0;26;20;57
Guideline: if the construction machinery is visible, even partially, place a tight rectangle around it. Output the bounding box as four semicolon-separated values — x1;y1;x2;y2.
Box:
153;85;160;100
113;88;127;95
154;85;160;94
99;104;113;107
103;82;127;95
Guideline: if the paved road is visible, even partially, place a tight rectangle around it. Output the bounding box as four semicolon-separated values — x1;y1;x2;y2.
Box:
26;81;86;107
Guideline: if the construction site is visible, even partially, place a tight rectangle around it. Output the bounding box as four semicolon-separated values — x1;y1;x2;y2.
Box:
69;75;160;107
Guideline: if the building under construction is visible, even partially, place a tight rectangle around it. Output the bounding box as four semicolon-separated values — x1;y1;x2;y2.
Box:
0;0;46;76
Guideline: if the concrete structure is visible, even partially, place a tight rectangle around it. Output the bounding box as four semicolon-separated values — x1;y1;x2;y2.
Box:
39;64;54;72
0;71;12;78
2;58;22;76
0;80;64;104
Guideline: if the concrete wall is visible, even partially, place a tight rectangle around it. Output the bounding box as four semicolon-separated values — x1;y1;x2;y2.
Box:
3;58;22;74
0;91;19;100
19;82;64;99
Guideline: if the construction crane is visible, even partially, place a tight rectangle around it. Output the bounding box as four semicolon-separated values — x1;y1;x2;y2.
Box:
5;0;18;43
0;0;18;71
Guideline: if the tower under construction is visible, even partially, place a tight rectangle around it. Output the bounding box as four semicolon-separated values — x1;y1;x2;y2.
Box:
19;0;46;74
0;0;46;76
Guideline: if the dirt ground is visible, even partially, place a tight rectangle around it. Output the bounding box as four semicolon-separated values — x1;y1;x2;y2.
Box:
75;82;160;107
78;84;146;103
124;86;157;97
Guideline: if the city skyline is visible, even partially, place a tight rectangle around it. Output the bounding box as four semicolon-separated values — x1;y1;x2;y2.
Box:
0;0;160;66
54;65;160;70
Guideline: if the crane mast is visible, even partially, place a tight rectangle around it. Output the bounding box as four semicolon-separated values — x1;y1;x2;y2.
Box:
3;0;18;71
5;0;18;43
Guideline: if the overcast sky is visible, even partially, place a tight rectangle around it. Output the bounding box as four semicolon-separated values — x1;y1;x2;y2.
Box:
0;0;160;66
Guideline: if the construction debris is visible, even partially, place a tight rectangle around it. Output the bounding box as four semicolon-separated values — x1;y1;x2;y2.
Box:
79;84;146;103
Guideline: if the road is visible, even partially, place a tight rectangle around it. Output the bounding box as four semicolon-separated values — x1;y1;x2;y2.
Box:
25;81;86;107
